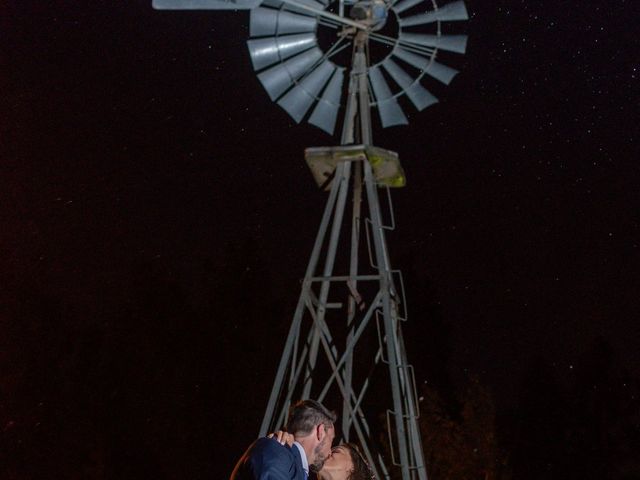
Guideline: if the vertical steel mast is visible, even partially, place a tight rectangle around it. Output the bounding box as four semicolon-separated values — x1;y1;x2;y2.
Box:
258;30;427;480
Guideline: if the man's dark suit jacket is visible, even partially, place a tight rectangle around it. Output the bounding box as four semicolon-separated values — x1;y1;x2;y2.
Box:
229;437;306;480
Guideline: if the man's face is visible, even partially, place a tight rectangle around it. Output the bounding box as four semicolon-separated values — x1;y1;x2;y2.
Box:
310;423;335;472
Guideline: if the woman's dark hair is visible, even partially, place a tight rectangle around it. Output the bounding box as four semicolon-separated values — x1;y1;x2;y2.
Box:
342;443;375;480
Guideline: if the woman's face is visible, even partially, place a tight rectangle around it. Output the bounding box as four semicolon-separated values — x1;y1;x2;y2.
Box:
320;445;354;479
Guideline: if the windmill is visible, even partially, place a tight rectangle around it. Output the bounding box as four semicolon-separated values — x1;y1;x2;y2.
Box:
153;1;468;478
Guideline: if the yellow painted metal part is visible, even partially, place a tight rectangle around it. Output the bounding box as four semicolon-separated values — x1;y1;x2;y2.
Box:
305;144;406;190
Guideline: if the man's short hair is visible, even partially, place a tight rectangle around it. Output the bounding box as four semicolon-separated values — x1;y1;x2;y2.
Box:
286;399;337;436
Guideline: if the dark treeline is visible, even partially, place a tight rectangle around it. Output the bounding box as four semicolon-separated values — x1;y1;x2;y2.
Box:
413;341;640;480
1;238;285;479
398;247;640;480
1;237;639;479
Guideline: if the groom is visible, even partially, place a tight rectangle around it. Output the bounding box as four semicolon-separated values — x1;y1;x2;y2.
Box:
230;399;336;480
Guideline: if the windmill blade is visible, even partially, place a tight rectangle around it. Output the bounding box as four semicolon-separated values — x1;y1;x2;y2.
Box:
399;0;468;27
277;61;336;123
308;68;344;135
369;66;408;128
257;47;324;100
250;7;317;37
392;0;423;14
263;0;328;14
382;58;438;111
399;32;467;54
250;7;278;36
248;33;317;71
425;59;458;84
392;46;429;70
392;46;459;84
153;0;261;9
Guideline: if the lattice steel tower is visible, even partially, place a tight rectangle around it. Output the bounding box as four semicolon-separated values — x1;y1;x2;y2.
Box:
153;1;468;478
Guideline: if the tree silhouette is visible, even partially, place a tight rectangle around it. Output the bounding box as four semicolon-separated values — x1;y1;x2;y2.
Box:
565;337;640;479
418;376;507;480
507;338;640;480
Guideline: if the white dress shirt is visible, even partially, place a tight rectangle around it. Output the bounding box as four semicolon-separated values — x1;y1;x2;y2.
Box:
293;441;309;478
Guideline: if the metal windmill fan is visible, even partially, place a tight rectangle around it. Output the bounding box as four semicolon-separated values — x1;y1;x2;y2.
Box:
155;0;468;135
246;0;468;134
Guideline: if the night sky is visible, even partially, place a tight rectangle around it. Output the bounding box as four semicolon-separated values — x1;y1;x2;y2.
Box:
2;0;639;478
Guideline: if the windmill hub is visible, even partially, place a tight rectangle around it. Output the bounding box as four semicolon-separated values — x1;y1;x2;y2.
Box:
349;0;388;31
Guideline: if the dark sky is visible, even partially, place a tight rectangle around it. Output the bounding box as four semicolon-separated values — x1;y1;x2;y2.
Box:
2;0;639;478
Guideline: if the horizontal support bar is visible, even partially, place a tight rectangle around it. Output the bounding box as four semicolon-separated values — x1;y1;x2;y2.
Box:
308;274;381;282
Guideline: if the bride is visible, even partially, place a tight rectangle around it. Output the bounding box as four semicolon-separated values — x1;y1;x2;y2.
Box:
319;443;373;480
272;432;374;480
